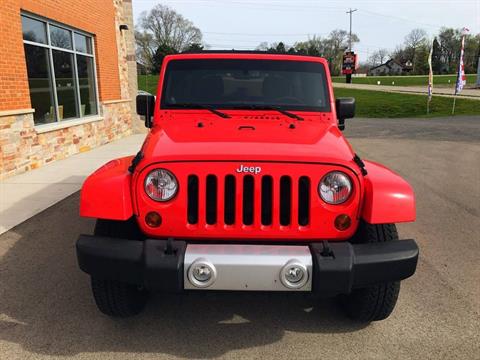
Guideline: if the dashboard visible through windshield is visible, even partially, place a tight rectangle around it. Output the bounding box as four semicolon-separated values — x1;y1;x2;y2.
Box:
160;59;331;112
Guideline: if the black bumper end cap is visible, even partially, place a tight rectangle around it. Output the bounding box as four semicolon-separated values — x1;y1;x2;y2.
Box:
76;235;186;292
310;239;418;296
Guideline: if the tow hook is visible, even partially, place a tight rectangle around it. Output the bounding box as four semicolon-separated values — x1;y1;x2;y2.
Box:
320;241;334;258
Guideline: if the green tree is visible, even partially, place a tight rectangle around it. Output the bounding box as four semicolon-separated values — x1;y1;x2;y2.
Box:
295;31;359;75
273;42;287;53
413;44;430;75
437;27;461;73
294;36;324;56
464;34;480;74
184;43;204;52
152;44;178;74
431;38;443;74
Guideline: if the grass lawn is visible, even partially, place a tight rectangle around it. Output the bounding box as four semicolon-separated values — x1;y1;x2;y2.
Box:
332;74;477;87
138;75;160;94
334;88;480;118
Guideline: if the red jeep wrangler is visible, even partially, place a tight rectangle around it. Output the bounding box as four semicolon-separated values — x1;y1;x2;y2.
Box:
77;52;418;322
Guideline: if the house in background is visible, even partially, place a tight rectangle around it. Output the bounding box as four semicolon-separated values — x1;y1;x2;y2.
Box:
403;60;414;74
0;0;139;180
368;59;404;76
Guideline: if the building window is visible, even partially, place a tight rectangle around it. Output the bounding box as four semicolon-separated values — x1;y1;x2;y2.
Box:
21;14;99;125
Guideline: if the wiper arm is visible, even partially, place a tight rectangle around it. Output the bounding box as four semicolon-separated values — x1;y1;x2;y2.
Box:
168;103;231;119
232;105;303;121
268;106;304;121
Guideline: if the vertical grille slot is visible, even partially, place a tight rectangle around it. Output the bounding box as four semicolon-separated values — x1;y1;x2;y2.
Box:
298;176;310;226
187;175;199;224
261;176;273;225
206;175;217;225
280;176;292;226
243;175;254;225
224;175;236;225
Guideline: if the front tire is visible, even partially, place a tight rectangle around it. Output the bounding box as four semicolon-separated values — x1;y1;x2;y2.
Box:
91;278;148;317
341;222;401;322
90;218;148;317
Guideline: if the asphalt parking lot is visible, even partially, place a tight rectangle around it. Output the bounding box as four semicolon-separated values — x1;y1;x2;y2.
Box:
0;116;479;359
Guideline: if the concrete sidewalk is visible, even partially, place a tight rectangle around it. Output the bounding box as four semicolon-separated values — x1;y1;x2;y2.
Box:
0;134;145;234
333;82;480;100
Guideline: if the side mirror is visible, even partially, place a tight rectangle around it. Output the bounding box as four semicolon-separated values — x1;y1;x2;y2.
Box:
335;97;355;131
136;94;156;128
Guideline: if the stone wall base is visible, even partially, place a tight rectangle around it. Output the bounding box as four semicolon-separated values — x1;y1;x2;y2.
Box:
0;101;132;180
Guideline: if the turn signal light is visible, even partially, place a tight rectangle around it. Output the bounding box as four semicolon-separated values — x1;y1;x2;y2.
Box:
145;211;162;227
334;214;351;231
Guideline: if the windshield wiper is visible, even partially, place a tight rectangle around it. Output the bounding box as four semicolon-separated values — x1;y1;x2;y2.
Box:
230;104;304;121
168;103;231;119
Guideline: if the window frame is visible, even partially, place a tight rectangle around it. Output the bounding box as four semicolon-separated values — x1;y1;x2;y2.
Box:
21;12;100;127
160;59;332;113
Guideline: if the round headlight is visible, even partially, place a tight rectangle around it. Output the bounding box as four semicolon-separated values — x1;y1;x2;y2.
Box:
319;171;352;204
144;168;178;201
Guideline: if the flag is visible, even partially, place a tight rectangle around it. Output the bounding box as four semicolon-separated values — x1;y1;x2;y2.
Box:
427;41;434;100
455;28;469;95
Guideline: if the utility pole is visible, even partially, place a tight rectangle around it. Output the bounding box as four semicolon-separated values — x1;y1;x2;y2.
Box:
346;8;357;84
476;39;480;87
346;8;358;51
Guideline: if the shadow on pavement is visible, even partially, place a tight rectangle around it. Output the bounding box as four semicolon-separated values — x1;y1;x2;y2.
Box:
0;192;366;358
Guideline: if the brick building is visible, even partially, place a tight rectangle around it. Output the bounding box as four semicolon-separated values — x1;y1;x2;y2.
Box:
0;0;138;179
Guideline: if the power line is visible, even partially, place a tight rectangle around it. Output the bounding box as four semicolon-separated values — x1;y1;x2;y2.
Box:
359;9;444;29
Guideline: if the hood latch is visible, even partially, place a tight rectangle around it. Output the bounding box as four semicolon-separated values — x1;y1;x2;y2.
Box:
353;154;368;176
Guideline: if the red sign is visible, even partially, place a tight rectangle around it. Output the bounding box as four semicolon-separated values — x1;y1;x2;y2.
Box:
342;52;357;75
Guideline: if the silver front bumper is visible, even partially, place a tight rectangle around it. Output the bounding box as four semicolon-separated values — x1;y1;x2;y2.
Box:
183;244;312;291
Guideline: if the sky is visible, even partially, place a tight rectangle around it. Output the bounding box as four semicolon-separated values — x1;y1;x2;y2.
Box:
132;0;480;61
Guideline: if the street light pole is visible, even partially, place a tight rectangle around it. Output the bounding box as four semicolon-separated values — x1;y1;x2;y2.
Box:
346;8;357;84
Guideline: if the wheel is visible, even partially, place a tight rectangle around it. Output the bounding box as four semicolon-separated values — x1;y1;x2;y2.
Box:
340;222;401;322
90;218;148;317
91;278;148;317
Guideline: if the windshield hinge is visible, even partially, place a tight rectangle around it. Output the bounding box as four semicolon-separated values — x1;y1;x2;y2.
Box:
128;151;144;173
353;154;368;176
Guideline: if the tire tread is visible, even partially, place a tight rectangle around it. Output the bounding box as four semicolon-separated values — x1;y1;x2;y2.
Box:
89;219;148;317
91;278;147;317
342;222;401;322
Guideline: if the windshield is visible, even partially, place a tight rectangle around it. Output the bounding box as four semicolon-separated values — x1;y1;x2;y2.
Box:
160;59;331;112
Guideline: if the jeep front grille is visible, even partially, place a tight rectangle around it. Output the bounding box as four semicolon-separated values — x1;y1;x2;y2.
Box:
187;174;311;227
